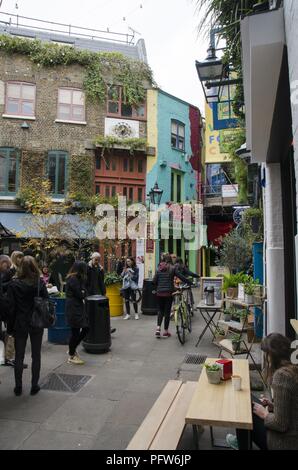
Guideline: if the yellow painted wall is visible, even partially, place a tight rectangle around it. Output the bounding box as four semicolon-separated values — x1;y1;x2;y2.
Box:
145;89;158;277
205;102;231;164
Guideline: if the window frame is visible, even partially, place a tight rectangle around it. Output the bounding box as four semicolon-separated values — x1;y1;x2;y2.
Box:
57;87;86;123
47;150;68;198
5;81;36;118
171;120;185;152
107;85;147;120
0;147;20;196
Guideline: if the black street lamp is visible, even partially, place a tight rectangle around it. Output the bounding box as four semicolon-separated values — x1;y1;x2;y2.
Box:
148;182;163;205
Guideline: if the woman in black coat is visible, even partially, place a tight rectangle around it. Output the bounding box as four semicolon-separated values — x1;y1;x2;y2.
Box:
65;261;89;365
7;256;48;396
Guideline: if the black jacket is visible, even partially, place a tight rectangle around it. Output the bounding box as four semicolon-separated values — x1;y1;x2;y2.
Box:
153;263;191;297
65;276;88;328
87;264;106;296
0;270;12;322
7;278;48;333
176;265;200;279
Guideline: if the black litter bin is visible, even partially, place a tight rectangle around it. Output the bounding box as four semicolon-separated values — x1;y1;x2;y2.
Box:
83;295;111;354
141;279;158;315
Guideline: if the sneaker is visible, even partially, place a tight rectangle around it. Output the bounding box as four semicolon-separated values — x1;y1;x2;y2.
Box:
123;314;131;320
67;355;85;365
163;331;172;338
226;434;239;450
135;314;139;320
155;329;161;338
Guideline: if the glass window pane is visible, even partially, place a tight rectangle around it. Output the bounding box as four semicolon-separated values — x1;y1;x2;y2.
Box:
138;188;143;202
112;186;116;197
48;156;56;192
112;158;116;171
7;83;21;99
108;102;119;114
59;89;72;104
0;151;6;192
123;187;127;197
105;157;110;170
58;104;71;120
178;125;185;137
72;90;84;105
72;105;84;120
129;159;134;172
135;105;145;117
7;99;19;114
171;121;177;134
177;175;181;202
95;185;100;194
108;85;120;101
21;101;34;116
8;151;17;193
129;187;133;202
96;156;101;170
171;134;177;148
123;159;128;172
138;159;143;173
105;186;110;198
178;137;185;150
121;103;133;117
22;85;35;100
57;155;66;194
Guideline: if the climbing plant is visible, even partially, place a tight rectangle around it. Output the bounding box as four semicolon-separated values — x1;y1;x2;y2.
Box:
68;154;94;201
0;34;154;105
94;136;147;156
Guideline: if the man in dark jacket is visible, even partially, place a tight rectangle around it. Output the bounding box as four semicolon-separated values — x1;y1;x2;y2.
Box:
86;253;116;334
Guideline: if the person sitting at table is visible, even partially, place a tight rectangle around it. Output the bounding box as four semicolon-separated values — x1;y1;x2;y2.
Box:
226;333;298;450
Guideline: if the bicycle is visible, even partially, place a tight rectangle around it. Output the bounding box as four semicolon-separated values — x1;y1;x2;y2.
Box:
173;285;192;345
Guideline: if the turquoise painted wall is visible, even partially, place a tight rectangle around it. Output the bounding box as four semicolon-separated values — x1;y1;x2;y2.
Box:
146;89;198;271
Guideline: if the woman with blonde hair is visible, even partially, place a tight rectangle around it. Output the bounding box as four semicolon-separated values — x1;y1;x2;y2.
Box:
10;251;24;277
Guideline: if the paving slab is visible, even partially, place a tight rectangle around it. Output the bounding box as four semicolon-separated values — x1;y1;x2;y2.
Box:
19;429;95;450
93;423;139;450
42;397;115;435
106;391;159;426
0;419;39;450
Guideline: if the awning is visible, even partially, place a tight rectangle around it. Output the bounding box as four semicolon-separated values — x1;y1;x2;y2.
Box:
241;8;291;163
0;222;15;238
0;212;95;239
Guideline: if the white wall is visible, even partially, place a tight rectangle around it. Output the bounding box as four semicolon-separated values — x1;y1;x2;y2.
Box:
265;164;286;334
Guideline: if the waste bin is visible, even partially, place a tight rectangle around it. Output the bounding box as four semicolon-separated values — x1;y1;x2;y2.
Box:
83;295;111;354
141;279;158;315
48;298;71;345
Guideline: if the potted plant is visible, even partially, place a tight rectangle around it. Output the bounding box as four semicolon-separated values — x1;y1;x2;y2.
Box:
205;363;222;384
244;279;256;304
234;309;249;327
214;327;226;343
104;272;123;317
223;309;232;322
223;272;247;299
231;334;242;353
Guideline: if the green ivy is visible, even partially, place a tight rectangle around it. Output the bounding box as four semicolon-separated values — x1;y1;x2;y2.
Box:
94;136;147;155
0;34;154;105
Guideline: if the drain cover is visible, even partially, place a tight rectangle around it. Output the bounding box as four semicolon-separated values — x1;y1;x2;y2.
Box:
41;373;92;393
183;354;207;365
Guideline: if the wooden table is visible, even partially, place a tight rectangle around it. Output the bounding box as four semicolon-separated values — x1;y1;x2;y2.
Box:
185;358;253;449
196;301;223;347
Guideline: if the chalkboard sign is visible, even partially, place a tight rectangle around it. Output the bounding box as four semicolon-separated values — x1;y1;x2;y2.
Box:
200;277;224;302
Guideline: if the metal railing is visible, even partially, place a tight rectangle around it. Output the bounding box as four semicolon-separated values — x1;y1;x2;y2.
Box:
0;11;135;45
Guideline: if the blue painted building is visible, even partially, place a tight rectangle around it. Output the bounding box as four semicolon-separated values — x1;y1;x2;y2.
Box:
146;89;202;273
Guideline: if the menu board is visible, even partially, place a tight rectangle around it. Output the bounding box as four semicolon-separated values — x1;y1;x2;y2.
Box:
200;277;224;301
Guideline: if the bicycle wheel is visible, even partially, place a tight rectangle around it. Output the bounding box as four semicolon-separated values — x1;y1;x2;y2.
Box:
175;306;186;345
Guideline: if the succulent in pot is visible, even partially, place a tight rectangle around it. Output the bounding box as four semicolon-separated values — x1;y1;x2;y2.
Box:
205;363;222;384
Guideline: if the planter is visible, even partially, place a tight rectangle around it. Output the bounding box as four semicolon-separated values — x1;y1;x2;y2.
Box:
244;294;254;304
106;283;123;317
48;297;71;345
226;287;238;299
206;369;222;385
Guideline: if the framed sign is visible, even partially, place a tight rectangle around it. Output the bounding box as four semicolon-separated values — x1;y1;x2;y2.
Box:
200;277;224;302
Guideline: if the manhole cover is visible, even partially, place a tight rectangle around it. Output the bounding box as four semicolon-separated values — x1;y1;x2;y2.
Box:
41;373;92;393
183;354;207;365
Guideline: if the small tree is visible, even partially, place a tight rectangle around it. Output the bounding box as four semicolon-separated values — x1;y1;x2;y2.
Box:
218;229;252;273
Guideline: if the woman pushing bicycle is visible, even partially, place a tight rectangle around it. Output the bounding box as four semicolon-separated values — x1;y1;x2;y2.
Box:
152;254;192;338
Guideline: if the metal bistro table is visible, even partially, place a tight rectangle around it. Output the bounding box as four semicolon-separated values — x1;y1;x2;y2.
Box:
196;300;223;348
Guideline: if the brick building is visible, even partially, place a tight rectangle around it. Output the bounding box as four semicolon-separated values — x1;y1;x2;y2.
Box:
0;21;151;269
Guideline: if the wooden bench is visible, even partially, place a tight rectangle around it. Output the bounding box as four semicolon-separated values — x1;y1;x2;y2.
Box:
127;380;197;450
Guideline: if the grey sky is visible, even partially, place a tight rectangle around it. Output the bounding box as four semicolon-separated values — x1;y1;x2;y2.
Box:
0;0;208;112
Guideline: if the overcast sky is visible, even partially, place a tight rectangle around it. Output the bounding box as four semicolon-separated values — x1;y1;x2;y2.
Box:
0;0;208;112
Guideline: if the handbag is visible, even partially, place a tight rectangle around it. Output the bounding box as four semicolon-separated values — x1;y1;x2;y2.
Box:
31;279;57;329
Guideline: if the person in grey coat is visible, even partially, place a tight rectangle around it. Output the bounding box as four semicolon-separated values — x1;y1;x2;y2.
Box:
65;261;88;365
227;333;298;450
